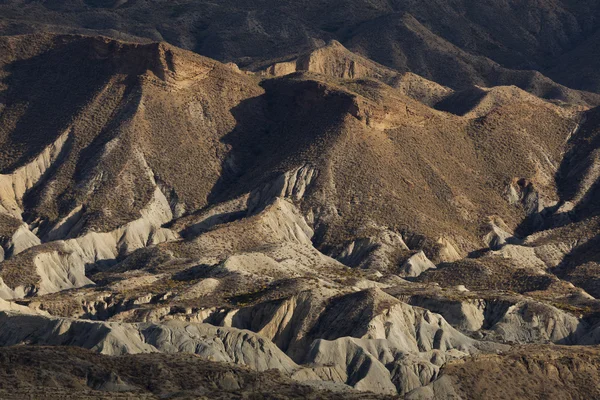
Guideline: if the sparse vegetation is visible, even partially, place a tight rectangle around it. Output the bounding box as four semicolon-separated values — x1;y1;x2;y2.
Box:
0;5;600;397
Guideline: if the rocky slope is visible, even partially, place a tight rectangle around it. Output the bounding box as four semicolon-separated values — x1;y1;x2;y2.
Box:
0;15;600;399
2;0;600;97
0;346;393;399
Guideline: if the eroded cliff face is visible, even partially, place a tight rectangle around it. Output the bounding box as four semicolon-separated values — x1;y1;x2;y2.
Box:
1;32;600;399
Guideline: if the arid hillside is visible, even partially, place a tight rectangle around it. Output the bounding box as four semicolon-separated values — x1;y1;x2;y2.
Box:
0;4;600;399
2;0;600;95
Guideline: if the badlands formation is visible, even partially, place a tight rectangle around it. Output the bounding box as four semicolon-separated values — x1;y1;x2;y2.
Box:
1;1;600;398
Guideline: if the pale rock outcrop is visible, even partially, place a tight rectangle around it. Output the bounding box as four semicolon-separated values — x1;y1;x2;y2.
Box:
212;242;348;289
0;279;29;300
176;165;318;238
0;311;304;374
141;323;302;373
389;352;444;395
305;337;462;395
0;131;69;218
15;151;181;297
479;227;575;272
410;296;588;344
489;301;585;344
409;295;586;343
491;244;549;272
521;228;576;268
306;338;398;395
222;290;333;355
192;198;315;256
163;307;218;324
506;178;544;218
310;289;477;357
0;298;47;315
483;220;514;250
39;185;176;293
116;185;177;254
176;278;221;300
436;237;461;262
336;229;409;270
248;165;318;212
33;245;96;295
399;251;437;278
351;278;393;290
253;198;314;245
0;311;156;354
43;205;85;241
365;303;475;354
409;297;487;332
531;242;572;269
4;224;40;257
0;185;178;299
214;288;481;394
220;252;292;278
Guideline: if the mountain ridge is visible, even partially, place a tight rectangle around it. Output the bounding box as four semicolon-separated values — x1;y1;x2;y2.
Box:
0;4;600;398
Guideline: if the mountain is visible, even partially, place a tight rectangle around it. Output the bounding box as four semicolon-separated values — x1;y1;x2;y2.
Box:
2;0;600;95
1;2;600;399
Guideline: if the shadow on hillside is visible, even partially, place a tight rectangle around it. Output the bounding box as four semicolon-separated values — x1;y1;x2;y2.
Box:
551;232;600;298
556;109;600;202
0;38;123;173
433;86;487;116
513;107;600;237
554;107;600;221
206;76;351;205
